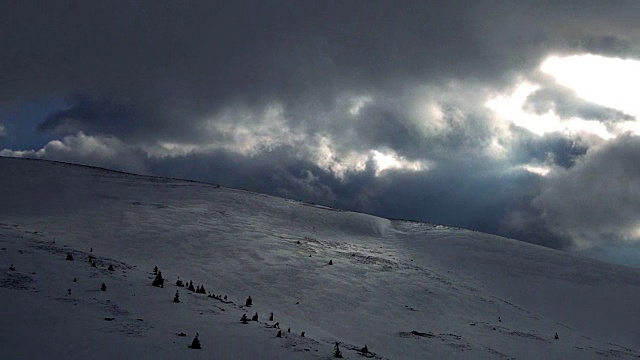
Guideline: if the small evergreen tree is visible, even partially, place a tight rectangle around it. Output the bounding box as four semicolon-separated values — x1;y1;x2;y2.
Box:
252;313;259;321
187;281;195;292
334;342;343;358
240;314;249;324
360;345;369;356
175;278;184;287
301;331;305;337
108;264;115;271
328;259;333;265
189;333;201;349
101;283;107;291
554;332;559;340
276;330;282;338
245;296;252;307
152;271;164;287
66;253;74;261
269;312;273;321
91;261;97;267
173;290;180;303
153;266;158;275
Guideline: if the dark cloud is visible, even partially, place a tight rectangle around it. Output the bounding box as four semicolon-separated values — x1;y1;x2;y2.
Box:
2;1;638;138
571;35;634;57
38;96;136;136
534;135;640;248
509;129;588;169
0;98;65;150
330;100;495;160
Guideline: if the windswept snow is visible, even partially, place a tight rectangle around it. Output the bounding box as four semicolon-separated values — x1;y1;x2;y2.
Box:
1;157;639;359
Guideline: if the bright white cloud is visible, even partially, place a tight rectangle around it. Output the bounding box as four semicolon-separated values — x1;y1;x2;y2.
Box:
522;164;552;176
541;54;640;118
615;121;640;135
153;102;429;180
349;95;373;116
194;104;308;157
414;101;457;135
311;135;368;178
486;81;615;139
488;54;640;141
311;136;427;179
1;132;147;173
371;149;426;175
149;142;203;158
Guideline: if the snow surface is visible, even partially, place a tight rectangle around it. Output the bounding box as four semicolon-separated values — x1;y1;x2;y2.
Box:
1;157;639;359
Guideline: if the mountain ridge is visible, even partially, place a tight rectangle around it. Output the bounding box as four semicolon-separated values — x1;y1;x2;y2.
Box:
1;156;639;359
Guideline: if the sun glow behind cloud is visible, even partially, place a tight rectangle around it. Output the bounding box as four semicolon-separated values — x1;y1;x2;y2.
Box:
486;52;640;140
485;82;615;139
541;54;640;118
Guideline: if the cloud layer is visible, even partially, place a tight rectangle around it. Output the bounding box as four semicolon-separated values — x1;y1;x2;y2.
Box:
2;1;640;265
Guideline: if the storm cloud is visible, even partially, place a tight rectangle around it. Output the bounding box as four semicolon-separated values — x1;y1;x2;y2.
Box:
1;1;640;265
534;135;640;248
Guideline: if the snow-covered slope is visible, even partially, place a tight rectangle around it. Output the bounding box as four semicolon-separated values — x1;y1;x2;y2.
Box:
1;157;639;359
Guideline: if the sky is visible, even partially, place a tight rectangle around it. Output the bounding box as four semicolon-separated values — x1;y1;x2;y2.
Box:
1;0;640;266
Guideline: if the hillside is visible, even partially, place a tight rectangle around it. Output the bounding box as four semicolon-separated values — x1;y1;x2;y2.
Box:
1;157;639;359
